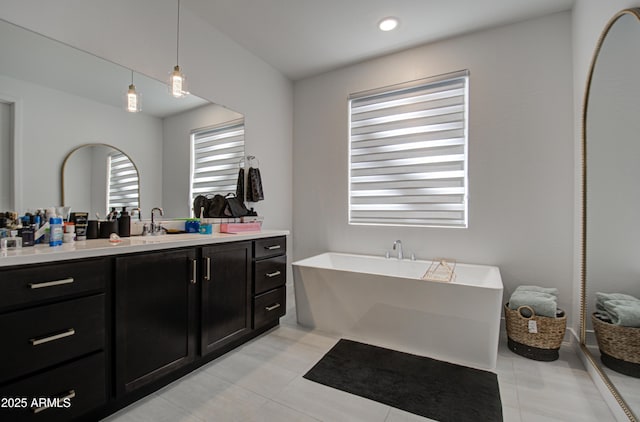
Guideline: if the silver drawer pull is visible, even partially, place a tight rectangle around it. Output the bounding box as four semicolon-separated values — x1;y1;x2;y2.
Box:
204;257;211;281
265;271;281;278
28;277;75;289
265;303;281;312
190;259;197;284
30;328;75;346
265;245;281;250
32;389;76;414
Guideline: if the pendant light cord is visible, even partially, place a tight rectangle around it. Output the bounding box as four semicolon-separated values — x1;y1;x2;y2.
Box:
131;69;134;85
176;0;181;66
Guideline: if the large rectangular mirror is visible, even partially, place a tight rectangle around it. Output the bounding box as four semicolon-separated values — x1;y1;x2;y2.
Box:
0;18;244;218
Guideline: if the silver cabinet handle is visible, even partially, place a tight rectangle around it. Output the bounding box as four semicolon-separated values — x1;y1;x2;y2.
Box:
265;245;281;250
266;271;281;278
204;257;211;281
190;259;197;284
28;277;74;289
265;303;281;312
30;328;75;346
32;389;75;414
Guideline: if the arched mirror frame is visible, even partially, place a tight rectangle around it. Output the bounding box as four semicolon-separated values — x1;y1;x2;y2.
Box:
581;8;640;422
60;143;141;211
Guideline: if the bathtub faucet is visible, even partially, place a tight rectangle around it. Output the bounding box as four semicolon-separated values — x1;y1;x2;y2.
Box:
392;240;403;260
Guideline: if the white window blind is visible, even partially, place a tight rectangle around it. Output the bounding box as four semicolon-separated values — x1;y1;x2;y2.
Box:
348;70;469;228
107;151;139;211
190;119;245;203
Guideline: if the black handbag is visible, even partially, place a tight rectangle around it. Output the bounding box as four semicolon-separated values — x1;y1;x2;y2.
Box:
193;194;228;218
224;193;249;217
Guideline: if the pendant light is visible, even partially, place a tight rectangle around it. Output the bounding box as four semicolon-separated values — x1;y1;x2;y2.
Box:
169;0;187;98
126;70;141;113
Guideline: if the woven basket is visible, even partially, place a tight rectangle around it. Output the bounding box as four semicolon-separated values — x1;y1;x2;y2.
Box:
592;313;640;378
504;303;567;361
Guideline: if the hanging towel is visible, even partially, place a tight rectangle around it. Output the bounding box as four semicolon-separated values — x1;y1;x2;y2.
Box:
236;168;245;200
247;167;264;202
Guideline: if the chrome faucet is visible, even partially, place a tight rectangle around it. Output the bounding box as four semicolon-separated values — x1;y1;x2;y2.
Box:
150;207;164;234
393;240;403;260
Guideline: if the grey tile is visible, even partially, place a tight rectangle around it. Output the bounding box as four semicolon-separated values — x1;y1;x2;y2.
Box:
273;376;390;422
384;408;438;422
102;394;204;422
202;348;300;399
158;370;268;422
242;400;322;422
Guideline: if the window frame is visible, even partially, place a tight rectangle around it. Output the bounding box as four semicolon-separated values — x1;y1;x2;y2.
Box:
347;70;469;228
189;118;246;212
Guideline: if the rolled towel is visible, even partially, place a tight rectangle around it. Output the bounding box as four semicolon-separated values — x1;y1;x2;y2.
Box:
595;292;639;312
508;291;558;318
515;285;559;297
603;299;640;328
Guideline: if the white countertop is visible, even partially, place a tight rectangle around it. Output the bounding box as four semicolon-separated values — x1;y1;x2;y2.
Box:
0;229;289;267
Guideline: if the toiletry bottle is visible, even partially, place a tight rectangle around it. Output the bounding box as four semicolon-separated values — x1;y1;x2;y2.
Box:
118;207;130;237
49;217;63;247
109;207;120;236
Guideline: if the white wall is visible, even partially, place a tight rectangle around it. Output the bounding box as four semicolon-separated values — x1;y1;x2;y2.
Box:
0;0;293;231
293;12;574;314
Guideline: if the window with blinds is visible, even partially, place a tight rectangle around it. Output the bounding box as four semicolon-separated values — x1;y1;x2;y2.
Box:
348;70;469;228
190;119;245;203
107;151;139;211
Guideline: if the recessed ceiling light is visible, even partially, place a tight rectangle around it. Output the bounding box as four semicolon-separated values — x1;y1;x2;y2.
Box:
378;17;399;32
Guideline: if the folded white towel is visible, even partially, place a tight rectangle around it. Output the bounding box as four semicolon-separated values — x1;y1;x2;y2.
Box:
509;291;557;318
515;285;559;297
595;292;639;312
603;299;640;327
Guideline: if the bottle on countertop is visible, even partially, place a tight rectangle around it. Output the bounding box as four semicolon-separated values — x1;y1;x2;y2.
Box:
118;207;130;237
49;217;63;247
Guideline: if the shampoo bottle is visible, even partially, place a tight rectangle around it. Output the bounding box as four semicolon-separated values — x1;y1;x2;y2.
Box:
118;207;130;237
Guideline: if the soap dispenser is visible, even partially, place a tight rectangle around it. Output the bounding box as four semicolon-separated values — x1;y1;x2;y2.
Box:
118;207;131;237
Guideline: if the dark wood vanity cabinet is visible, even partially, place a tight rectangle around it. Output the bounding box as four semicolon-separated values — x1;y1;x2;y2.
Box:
0;258;109;421
200;241;252;356
114;248;198;396
253;236;287;329
0;235;286;421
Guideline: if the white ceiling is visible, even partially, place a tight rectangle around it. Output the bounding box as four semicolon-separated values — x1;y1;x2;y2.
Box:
186;0;575;81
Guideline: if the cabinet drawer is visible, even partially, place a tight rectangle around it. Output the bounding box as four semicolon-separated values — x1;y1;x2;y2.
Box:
254;255;286;295
0;294;105;384
0;352;106;422
0;258;109;311
253;286;286;329
254;236;286;260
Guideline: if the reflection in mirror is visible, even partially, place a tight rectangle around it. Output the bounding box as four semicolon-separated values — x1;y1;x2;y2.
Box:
584;9;640;420
0;18;245;216
62;144;139;218
0;99;13;210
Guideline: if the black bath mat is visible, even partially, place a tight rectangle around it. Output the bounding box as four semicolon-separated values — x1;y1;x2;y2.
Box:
303;339;502;422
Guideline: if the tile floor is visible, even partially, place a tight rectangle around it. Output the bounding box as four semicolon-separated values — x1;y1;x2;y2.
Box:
103;308;616;422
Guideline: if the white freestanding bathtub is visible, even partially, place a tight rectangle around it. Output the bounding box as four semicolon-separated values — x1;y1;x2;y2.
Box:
292;252;503;371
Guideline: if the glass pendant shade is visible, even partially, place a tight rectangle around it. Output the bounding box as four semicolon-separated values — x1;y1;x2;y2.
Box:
126;83;141;112
169;65;187;98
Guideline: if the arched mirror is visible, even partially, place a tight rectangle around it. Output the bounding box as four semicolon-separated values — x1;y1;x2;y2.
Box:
583;8;640;421
62;144;140;218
